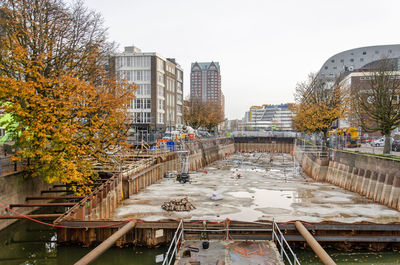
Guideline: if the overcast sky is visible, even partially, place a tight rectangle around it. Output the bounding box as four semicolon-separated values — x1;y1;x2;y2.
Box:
82;0;400;119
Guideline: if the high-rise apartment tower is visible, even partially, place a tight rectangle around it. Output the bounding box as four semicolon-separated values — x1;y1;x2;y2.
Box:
190;62;224;116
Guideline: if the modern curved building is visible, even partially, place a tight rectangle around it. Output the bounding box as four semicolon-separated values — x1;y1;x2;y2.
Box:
318;44;400;80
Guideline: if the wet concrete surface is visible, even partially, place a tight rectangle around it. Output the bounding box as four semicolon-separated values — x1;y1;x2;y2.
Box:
115;153;400;223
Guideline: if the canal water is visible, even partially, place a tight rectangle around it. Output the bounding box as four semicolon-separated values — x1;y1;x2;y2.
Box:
1;152;399;264
0;215;165;265
0;216;399;264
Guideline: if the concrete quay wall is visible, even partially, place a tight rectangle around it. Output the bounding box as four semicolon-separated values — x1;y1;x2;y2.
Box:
234;137;294;153
294;145;400;211
56;138;235;246
56;138;235;221
0;173;53;230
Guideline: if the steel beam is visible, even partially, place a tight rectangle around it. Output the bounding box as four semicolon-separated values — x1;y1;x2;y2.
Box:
41;190;70;194
0;214;62;219
26;196;85;201
10;203;76;208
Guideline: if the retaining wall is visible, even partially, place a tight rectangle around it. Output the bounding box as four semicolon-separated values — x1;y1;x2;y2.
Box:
56;138;235;246
294;145;400;211
0;173;53;230
234;136;294;153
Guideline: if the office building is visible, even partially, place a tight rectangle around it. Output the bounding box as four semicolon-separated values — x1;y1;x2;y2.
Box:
243;104;294;131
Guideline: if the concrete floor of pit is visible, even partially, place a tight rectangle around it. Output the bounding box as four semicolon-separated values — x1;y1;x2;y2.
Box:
114;152;400;223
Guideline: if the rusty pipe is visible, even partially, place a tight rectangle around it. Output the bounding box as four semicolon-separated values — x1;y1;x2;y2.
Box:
295;221;336;265
74;221;136;265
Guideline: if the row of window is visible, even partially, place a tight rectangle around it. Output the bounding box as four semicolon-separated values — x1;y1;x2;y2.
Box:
360;76;400;80
329;49;394;64
158;85;164;97
133;112;151;124
157;58;164;72
135;84;151;96
166;93;175;106
177;82;183;93
132;83;184;98
117;70;151;82
166;78;175;92
116;56;151;68
157;72;164;84
158;112;164;123
158;99;164;110
166;64;175;74
177;70;183;81
128;98;151;110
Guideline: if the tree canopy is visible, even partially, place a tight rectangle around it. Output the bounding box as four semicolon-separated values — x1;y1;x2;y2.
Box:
0;0;135;194
291;73;347;147
183;98;224;131
351;59;400;154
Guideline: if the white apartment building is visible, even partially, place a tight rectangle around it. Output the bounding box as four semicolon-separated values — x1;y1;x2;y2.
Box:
110;46;183;134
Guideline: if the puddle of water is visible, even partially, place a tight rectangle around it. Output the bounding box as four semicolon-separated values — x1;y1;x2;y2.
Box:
227;189;294;211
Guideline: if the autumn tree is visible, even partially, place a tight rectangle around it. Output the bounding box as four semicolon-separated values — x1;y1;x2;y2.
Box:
291;73;347;149
183;98;224;131
0;0;135;194
351;59;400;154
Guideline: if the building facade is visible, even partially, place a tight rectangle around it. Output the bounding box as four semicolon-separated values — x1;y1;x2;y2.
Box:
318;44;400;81
243;104;294;131
190;62;224;116
317;45;400;135
110;46;183;135
339;71;400;136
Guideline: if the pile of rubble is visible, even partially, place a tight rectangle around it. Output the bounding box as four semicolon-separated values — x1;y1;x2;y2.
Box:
161;197;196;211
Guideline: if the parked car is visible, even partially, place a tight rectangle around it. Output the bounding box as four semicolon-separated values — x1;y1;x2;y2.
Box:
371;137;385;147
392;140;400;152
372;137;394;147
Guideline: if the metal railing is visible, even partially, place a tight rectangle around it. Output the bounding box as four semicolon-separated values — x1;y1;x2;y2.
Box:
0;156;25;176
162;219;301;265
162;220;184;265
272;220;301;265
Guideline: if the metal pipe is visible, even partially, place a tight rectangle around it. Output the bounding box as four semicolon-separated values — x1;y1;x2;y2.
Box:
74;221;136;265
295;221;336;265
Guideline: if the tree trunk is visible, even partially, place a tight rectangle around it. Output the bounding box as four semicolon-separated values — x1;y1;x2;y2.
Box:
383;134;392;154
322;130;328;152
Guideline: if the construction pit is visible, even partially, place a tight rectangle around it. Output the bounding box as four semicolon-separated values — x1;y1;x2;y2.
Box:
114;152;400;224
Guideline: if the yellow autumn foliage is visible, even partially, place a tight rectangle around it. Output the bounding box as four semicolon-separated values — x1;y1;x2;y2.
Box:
0;0;136;194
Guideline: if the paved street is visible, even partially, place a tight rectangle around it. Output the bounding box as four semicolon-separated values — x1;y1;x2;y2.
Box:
345;145;400;157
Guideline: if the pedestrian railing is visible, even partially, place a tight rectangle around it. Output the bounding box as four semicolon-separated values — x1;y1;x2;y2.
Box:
162;219;301;265
162;219;184;265
272;220;301;265
0;156;25;176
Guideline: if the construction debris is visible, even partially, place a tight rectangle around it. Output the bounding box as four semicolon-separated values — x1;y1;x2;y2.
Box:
161;197;196;212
